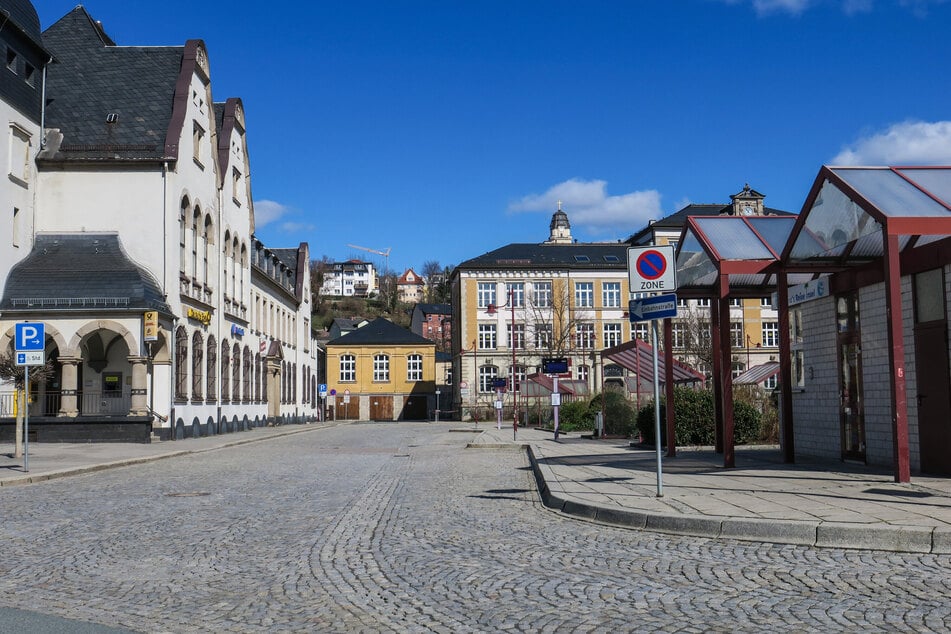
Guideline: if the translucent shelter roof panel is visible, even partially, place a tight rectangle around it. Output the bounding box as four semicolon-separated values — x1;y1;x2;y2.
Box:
745;217;797;255
676;230;716;288
789;179;881;260
693;217;774;260
830;167;951;217
897;168;951;207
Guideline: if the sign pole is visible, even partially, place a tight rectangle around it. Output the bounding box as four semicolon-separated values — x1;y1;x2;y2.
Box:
651;319;662;497
24;364;29;473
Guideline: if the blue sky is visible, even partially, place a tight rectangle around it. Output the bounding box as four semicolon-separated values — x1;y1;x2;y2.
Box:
40;0;951;275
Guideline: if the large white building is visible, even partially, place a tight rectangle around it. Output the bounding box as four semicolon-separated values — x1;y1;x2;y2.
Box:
0;4;321;441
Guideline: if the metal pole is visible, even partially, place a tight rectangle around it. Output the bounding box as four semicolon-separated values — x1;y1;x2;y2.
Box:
651;319;662;497
24;365;29;472
553;375;560;439
511;288;519;430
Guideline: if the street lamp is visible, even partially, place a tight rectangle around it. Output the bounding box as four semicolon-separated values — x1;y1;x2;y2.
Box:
487;285;519;430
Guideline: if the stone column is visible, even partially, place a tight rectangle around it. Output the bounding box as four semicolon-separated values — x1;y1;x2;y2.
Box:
129;355;149;416
58;356;81;417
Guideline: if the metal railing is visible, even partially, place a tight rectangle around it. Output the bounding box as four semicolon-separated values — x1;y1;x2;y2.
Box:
0;391;132;417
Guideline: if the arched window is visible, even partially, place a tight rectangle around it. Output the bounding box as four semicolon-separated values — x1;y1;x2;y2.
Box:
175;326;188;400
223;230;231;299
240;243;247;304
479;365;498;393
191;331;204;400
203;214;213;288
373;354;389;382
231;237;239;300
220;339;230;402
232;343;241;402
242;346;251;403
259;354;267;402
254;353;262;401
292;364;297;402
192;206;201;280
179;198;189;274
206;335;217;400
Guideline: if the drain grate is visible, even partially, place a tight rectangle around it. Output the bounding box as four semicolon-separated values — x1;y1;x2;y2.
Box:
164;492;211;498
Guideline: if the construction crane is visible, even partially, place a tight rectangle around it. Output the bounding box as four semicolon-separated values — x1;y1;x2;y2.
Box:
346;244;391;276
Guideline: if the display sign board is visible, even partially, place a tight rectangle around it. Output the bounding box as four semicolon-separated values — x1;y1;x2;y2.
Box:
628;245;677;292
541;357;569;374
143;311;159;342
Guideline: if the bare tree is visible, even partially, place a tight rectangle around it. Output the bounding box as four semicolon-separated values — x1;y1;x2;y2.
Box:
525;279;592;359
421;260;441;302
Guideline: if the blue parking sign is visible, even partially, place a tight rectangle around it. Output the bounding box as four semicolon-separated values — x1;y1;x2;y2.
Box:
15;322;44;351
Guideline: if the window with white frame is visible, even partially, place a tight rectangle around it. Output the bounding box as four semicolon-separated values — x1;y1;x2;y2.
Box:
577;365;589;383
576;323;594;349
505;282;525;307
730;298;743;307
509;365;526;392
8;124;30;183
477;282;496;308
407;354;423;381
478;324;497;349
479;365;498;393
575;282;594;308
631;322;649;342
732;362;745;378
762;321;779;347
761;296;773;307
672;323;687;348
730;322;744;349
339;354;356;382
603;323;622;348
192;121;205;165
696;298;711;307
602;282;621;308
532;281;552;308
507;323;525;349
764;374;778;390
373;354;390;382
533;323;552;349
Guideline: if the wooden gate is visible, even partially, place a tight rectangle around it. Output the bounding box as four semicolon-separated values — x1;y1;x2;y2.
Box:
369;395;393;421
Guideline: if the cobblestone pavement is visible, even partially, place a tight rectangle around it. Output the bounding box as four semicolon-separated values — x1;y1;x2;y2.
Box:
1;422;951;633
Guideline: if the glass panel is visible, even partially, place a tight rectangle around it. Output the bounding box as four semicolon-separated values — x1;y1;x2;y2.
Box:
898;168;951;210
676;230;716;288
694;217;773;259
745;217;797;254
831;167;950;217
790;180;881;260
915;268;945;323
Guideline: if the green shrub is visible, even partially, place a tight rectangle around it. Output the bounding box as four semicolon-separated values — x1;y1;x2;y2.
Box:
635;386;762;447
556;399;592;432
587;391;636;437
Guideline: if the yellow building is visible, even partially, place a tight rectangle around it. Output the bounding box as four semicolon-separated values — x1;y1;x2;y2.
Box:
326;317;436;421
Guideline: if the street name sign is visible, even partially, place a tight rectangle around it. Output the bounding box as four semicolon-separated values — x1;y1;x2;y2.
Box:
628;246;677;292
629;293;678;322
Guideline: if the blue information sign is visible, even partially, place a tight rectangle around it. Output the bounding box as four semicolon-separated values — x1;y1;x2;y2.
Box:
15;322;44;351
629;294;678;322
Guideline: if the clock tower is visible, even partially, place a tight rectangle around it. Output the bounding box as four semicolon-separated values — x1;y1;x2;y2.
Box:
730;183;766;216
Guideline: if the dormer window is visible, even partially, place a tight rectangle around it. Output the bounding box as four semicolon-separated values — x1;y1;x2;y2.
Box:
192;121;205;168
6;48;17;73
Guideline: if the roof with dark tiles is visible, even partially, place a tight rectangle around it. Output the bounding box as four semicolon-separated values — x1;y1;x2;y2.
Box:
456;242;629;271
327;317;433;347
0;0;46;51
40;6;184;161
0;234;172;314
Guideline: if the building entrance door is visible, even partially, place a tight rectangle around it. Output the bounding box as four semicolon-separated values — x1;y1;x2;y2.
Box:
370;395;392;421
914;269;951;475
837;293;865;461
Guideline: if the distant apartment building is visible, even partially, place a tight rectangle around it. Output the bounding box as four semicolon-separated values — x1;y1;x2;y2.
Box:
410;303;452;353
397;268;425;303
320;260;376;297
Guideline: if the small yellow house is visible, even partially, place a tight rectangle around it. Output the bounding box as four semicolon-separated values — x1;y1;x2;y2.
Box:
326;317;436;421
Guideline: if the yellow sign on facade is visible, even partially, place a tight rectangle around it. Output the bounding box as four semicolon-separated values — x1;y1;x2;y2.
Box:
144;311;159;341
187;307;211;325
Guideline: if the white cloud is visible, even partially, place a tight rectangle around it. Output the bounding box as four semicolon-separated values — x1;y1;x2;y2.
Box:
832;120;951;165
252;199;289;228
718;0;946;16
509;179;663;232
752;0;812;15
280;221;316;233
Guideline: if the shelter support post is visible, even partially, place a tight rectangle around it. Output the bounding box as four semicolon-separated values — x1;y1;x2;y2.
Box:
664;318;676;457
884;230;911;483
777;272;795;463
718;274;735;468
710;291;724;454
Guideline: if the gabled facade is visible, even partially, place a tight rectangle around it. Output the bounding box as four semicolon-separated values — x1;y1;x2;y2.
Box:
397;268;425;303
0;5;321;441
325;317;436;421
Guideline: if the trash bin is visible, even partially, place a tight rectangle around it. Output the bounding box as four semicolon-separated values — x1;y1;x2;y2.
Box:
594;412;604;438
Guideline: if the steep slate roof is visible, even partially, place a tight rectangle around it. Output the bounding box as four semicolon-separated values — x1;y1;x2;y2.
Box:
0;234;172;314
456;242;629;271
40;6;185;161
327;317;433;347
1;0;46;50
